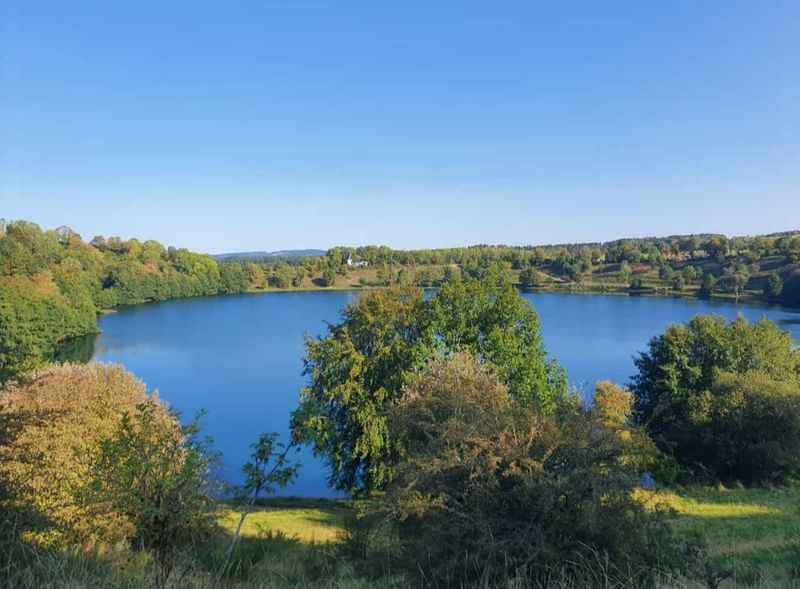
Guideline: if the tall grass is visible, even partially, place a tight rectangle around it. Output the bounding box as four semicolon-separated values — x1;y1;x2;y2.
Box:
5;489;800;588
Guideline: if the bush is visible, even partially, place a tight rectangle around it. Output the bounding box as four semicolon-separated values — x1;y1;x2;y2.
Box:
685;371;800;484
87;399;220;588
0;363;219;589
632;315;800;484
0;363;148;547
379;354;671;586
764;272;783;299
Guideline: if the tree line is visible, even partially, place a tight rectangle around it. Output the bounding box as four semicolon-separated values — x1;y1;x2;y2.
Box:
0;220;250;382
3;218;798;385
238;231;800;304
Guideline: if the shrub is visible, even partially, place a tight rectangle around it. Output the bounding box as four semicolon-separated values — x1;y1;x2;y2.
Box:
380;354;671;586
0;363;147;546
87;399;220;589
632;315;800;484
685;371;800;483
764;272;783;299
0;362;219;589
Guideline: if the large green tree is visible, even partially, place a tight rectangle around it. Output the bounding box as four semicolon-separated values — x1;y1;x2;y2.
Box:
293;279;566;494
631;315;800;483
293;287;433;493
429;278;567;408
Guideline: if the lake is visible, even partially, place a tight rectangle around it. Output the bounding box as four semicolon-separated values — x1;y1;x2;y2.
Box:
89;291;800;497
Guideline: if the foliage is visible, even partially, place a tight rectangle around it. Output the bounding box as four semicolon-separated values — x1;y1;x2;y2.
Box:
241;433;301;499
87;399;220;589
294;279;566;494
218;433;301;583
3;219;799;384
0;220;250;383
632;315;800;484
618;261;632;284
293;287;433;493
379;354;671;586
0;363;148;547
698;272;716;298
428;278;567;407
519;265;543;287
0;362;220;588
764;272;783;298
321;266;337;287
685;371;800;484
224;229;800;307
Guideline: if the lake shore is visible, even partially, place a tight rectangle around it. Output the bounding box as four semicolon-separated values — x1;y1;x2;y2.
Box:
239;281;795;310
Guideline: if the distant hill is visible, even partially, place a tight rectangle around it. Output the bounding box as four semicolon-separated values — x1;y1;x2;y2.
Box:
213;249;326;261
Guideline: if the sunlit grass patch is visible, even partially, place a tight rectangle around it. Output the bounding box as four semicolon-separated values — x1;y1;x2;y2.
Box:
649;485;800;585
216;501;349;544
658;492;782;519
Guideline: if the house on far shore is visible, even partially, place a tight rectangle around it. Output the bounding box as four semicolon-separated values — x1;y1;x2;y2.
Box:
346;256;370;268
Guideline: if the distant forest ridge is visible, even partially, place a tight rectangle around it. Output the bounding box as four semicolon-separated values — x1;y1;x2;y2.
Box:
213;249;326;261
216;230;800;261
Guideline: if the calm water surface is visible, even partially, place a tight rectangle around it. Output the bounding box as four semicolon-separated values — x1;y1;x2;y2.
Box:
91;292;800;496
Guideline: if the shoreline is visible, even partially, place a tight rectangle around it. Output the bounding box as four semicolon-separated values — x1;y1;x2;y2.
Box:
235;282;797;310
97;282;798;313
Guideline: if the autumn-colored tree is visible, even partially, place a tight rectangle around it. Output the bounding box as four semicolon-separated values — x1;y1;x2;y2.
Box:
379;355;668;585
0;363;147;546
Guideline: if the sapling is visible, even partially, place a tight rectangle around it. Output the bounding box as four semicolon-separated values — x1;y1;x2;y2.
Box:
215;432;300;583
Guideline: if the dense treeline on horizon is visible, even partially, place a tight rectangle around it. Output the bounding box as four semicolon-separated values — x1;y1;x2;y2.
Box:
236;230;800;305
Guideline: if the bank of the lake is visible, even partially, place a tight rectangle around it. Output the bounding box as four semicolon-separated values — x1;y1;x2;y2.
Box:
243;278;795;308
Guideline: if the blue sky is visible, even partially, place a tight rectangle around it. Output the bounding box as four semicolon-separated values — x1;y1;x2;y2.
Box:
1;1;798;253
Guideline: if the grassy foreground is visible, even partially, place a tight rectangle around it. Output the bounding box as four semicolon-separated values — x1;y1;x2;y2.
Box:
8;487;800;588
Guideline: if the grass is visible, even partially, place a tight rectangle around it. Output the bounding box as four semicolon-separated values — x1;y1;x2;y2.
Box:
652;485;800;586
203;499;374;588
7;490;800;587
218;489;800;588
209;488;800;587
216;500;349;544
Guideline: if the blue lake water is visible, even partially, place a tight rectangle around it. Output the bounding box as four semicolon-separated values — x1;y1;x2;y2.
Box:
91;291;800;497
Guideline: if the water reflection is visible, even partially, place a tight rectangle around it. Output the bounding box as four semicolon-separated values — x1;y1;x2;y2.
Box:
53;333;97;364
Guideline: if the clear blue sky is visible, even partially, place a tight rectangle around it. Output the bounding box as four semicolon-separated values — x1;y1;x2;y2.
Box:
2;1;798;253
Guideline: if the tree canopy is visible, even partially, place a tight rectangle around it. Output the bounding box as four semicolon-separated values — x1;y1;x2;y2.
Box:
631;315;800;483
293;278;566;494
0;220;249;383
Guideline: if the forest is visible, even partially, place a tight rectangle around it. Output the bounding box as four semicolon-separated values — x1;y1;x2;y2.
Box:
0;220;249;382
